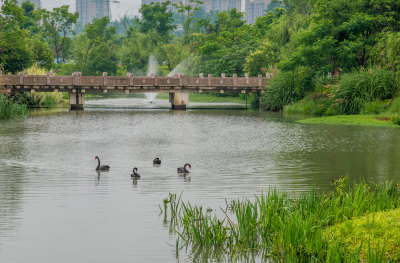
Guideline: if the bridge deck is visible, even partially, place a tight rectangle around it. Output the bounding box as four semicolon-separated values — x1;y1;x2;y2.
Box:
0;72;273;94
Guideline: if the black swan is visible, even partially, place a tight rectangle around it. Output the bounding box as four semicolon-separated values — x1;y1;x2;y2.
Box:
131;167;141;178
177;163;191;174
95;156;110;171
153;158;161;165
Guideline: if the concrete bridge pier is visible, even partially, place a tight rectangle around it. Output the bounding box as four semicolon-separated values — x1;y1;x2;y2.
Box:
70;89;85;110
169;92;189;110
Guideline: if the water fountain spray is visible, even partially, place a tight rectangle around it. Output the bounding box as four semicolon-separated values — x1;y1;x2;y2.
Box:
145;55;158;103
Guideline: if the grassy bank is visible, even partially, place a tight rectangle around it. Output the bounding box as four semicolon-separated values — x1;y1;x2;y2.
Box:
298;115;399;127
0;95;28;119
162;179;400;261
263;67;400;127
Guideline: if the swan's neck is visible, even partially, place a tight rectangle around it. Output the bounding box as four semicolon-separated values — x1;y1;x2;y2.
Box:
97;158;100;169
184;164;189;172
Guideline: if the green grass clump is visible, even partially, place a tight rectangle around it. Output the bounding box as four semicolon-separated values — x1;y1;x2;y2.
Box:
335;68;398;114
262;68;314;111
298;115;398;127
387;97;400;114
162;179;400;261
0;95;28;119
325;208;400;260
360;100;387;115
284;93;340;116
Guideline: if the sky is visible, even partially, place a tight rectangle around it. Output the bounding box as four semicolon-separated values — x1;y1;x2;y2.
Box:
41;0;143;20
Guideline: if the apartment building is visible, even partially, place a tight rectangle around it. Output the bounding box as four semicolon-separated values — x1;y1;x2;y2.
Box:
245;0;270;24
76;0;110;25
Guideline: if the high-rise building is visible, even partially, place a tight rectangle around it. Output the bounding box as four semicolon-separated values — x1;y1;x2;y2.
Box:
203;0;241;13
76;0;110;25
245;0;270;24
141;0;242;13
18;0;41;8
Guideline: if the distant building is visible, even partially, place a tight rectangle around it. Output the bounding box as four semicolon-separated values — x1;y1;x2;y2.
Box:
245;0;270;24
18;0;41;8
76;0;110;25
141;0;242;13
203;0;241;13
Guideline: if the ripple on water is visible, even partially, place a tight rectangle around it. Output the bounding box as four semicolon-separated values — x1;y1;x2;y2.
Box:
1;104;400;262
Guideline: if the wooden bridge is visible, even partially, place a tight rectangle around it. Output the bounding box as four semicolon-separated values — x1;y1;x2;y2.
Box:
0;71;273;110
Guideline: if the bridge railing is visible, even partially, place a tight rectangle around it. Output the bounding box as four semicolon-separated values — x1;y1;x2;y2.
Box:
0;71;274;89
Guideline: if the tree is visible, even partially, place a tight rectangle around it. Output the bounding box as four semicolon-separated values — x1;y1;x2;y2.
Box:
173;0;203;45
42;5;78;64
87;42;118;75
191;9;258;76
134;1;176;43
0;0;33;73
118;29;159;74
71;17;119;75
30;38;54;70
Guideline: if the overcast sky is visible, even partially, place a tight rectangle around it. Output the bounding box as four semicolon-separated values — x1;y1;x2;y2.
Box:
42;0;143;19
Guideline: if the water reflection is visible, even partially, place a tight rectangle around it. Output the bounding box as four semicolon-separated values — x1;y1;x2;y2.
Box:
1;102;400;262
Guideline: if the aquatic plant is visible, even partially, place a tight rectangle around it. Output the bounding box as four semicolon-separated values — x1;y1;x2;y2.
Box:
162;179;400;261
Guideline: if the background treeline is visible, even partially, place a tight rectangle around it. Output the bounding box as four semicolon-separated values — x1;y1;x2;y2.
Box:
1;0;400;113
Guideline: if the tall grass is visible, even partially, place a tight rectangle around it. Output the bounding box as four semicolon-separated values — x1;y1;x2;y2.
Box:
262;68;314;111
0;95;27;119
335;68;398;114
162;179;400;261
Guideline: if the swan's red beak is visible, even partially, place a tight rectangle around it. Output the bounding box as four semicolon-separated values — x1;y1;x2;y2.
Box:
189;165;192;169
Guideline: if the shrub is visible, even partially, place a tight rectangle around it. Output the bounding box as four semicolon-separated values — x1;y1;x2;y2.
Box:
392;115;400;125
335;68;398;114
0;95;27;119
284;93;340;116
13;92;67;107
387;97;400;114
263;68;314;110
360;100;387;115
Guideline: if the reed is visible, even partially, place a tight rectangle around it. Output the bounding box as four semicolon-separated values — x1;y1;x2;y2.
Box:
162;179;400;261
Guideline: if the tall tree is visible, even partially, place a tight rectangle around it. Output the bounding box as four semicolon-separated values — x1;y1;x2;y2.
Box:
42;5;78;64
173;0;203;45
134;1;176;43
0;0;33;73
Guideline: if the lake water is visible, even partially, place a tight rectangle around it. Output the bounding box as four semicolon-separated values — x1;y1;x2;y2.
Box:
1;98;400;262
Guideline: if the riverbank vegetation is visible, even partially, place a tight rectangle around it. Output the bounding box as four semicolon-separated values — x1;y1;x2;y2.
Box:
1;0;400;114
0;95;27;119
162;179;400;261
298;115;399;127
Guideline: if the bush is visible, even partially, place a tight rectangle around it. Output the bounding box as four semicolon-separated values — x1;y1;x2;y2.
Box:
284;93;340;116
387;97;400;114
0;95;28;119
335;68;398;114
360;100;387;115
392;115;400;125
13;92;67;107
262;68;314;110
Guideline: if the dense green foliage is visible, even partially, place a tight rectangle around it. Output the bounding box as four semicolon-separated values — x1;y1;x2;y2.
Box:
326;208;400;259
162;179;400;261
0;94;27;119
1;0;400;111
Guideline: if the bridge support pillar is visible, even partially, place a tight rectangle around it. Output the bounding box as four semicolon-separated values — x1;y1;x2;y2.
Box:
169;92;188;110
70;90;85;110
